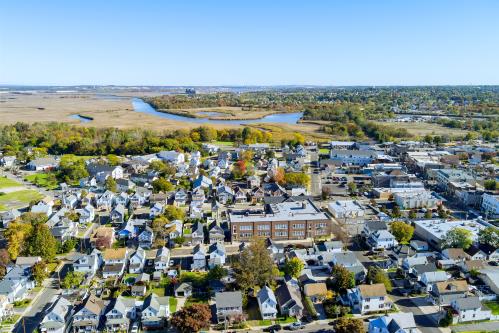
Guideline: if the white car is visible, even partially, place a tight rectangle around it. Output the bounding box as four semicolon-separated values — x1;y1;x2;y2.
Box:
130;322;139;333
287;321;305;331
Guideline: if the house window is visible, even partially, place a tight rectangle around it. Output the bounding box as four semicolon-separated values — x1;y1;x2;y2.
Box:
316;223;327;229
292;231;305;237
258;231;270;237
379;304;384;308
240;233;253;238
275;224;288;230
275;231;288;237
240;225;253;231
292;224;305;229
257;225;270;230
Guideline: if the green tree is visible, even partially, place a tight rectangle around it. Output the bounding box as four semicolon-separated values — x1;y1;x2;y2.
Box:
391;204;401;218
5;221;32;260
171;303;212;333
347;182;357;196
61;271;85;289
408;209;417;219
284;173;310;187
164;206;185;221
152;177;174;193
207;265;228;281
424;210;433;219
58;154;89;183
106;154;122;166
478;226;499;248
105;176;117;192
150;160;176;176
390;221;414;244
232;238;276;290
329;265;355;292
283;257;305;278
367;266;392;292
437;204;448;218
333;317;364;333
32;261;48;286
484;179;498;191
25;223;58;261
443;227;473;250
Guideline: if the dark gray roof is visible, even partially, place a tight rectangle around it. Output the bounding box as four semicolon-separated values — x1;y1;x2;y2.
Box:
215;291;242;308
454;296;482;310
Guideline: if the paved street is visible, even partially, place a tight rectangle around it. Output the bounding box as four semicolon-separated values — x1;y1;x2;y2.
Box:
12;278;60;333
451;321;499;332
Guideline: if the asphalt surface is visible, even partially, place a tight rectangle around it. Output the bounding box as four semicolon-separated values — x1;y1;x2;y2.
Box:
392;295;443;333
13;278;60;333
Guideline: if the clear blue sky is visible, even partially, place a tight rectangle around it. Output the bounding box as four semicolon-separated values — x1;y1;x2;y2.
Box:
1;0;498;86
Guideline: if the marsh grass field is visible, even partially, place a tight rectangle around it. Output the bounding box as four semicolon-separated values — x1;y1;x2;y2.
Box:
374;121;469;136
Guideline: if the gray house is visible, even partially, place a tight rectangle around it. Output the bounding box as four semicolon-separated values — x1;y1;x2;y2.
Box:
275;281;304;318
215;291;243;323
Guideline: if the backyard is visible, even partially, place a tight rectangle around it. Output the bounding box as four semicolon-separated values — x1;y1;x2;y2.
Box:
0;177;21;189
0;189;43;211
24;173;59;190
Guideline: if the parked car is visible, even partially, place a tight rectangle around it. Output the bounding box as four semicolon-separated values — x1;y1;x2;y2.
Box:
130;322;139;333
264;324;282;332
287;321;305;331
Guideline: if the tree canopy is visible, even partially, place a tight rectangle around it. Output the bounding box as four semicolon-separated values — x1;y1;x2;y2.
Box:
283;257;305;278
390;221;414;244
171;303;211;333
478;226;499;248
232;238;276;290
443;227;473;250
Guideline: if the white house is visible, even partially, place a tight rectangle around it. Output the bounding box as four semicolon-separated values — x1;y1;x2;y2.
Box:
73;251;101;278
394;190;440;209
257;286;278;320
420;271;449;292
129;248;146;274
39;296;72;333
154;247;170;272
367;230;398;250
141;294;170;330
102;248;128;279
450;296;491;323
347;284;392;314
78;204;95;224
157;151;185;165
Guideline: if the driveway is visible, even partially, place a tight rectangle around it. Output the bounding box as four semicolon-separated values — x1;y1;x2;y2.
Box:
393;295;444;333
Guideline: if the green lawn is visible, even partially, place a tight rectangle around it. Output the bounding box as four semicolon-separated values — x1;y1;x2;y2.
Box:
169;297;178;313
1;314;20;326
319;148;330;154
152;286;165;296
0;177;21;189
24;173;58;190
184;295;209;307
483;301;499;315
179;271;208;287
0;189;43;211
212;141;234;147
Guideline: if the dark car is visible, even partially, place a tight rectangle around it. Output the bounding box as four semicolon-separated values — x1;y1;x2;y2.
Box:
264;324;282;332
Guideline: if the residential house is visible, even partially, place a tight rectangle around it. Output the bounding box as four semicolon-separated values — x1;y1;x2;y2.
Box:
303;282;328;303
154;247;170;272
104;296;137;332
208;243;226;269
102;248;128;279
190;221;205;245
0;265;35;302
430;280;469;306
39;295;73;333
72;294;105;333
420;271;449;292
191;244;206;271
31;201;53;217
166;220;183;240
51;218;78;243
78;204;95;224
0;155;16;167
174;189;188;206
215;291;243;323
331;252;367;282
209;223;225;244
257;286;278;320
73;251;102;278
368;312;419;333
141;294;170;330
367;230;398;250
138;226;154;249
410;240;429;252
96;190;115;210
482;193;499;219
130;187;151;208
149;202;164;219
450;296;491;323
275;281;304;318
174;282;193;298
90;226;115;249
116;178;136;193
129;248;146;274
0;209;21;228
157;150;184;165
347;284;392;314
27;157;59;171
110;204;126;224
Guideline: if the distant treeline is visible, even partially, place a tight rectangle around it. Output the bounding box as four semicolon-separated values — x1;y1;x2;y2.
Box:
0;123;272;158
145;86;499;115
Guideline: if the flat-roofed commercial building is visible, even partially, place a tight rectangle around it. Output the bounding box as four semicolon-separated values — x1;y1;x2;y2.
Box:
413;219;487;249
229;199;331;241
